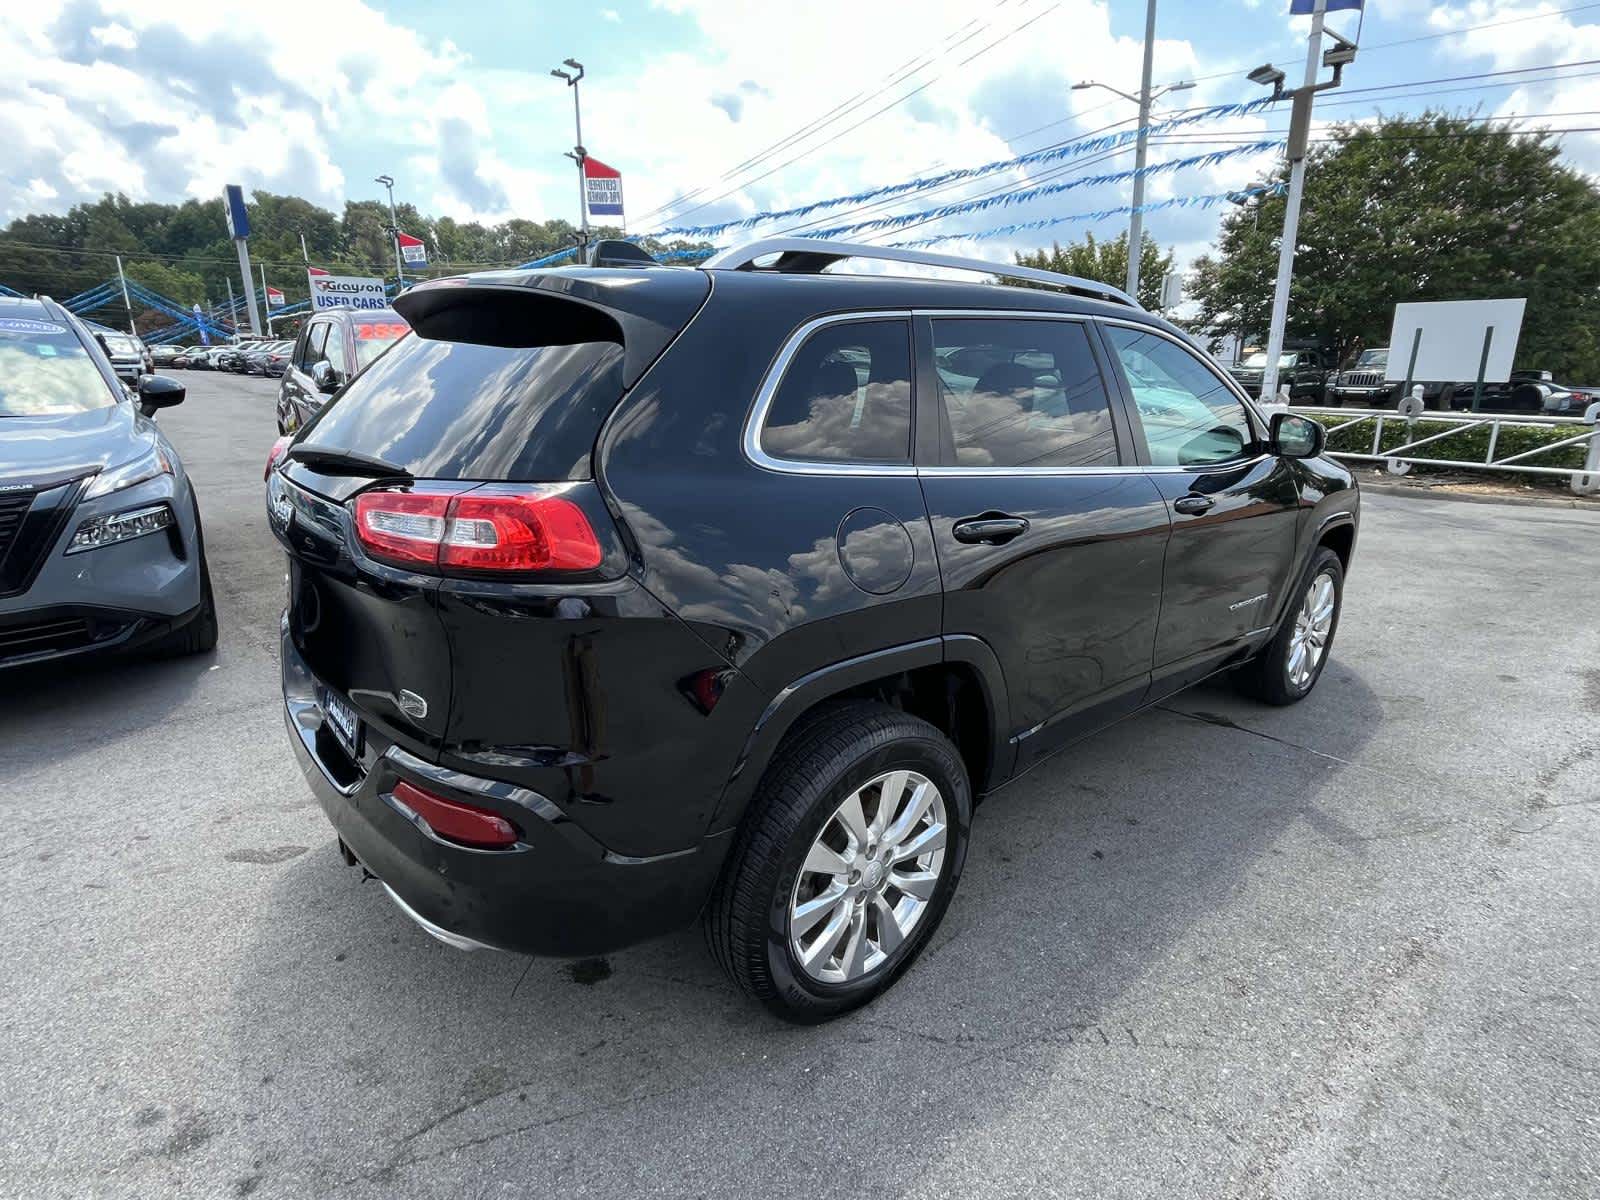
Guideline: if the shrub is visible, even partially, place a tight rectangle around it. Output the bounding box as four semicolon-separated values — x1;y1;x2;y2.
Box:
1315;415;1594;488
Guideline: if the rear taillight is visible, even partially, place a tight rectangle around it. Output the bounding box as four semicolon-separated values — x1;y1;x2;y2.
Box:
389;780;521;849
265;436;291;480
352;486;603;574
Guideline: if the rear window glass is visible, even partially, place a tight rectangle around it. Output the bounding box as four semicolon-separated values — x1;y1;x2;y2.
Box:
0;318;116;416
761;319;912;464
302;328;624;481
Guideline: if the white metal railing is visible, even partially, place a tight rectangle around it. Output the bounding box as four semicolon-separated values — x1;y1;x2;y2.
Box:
1287;400;1600;497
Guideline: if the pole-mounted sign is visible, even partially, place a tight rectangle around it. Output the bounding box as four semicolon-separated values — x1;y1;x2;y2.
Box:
396;232;428;267
583;158;624;221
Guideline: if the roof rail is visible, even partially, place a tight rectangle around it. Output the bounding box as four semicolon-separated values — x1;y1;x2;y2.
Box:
700;237;1141;309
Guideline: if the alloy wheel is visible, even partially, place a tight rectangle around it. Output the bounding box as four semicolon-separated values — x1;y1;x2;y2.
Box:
788;769;948;984
1287;570;1337;689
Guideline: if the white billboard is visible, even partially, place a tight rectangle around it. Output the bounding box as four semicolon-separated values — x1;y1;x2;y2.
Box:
1385;298;1526;384
308;275;388;312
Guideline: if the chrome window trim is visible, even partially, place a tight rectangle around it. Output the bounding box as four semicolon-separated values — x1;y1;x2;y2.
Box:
742;308;1273;479
744;309;918;477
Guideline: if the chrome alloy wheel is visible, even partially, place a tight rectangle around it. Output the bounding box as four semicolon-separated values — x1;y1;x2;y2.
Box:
788;769;948;984
1287;570;1337;689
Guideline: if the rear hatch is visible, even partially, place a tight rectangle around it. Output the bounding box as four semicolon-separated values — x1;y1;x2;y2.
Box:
271;268;709;768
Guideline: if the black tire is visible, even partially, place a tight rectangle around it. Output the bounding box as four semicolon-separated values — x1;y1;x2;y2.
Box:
705;702;972;1023
1233;547;1343;706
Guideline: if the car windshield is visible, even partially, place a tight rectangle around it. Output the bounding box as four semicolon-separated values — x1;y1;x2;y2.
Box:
0;317;116;416
103;334;140;355
352;315;410;370
1355;349;1388;368
1241;352;1297;369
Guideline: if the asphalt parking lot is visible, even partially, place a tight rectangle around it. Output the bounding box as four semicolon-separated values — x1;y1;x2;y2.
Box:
2;371;1597;1200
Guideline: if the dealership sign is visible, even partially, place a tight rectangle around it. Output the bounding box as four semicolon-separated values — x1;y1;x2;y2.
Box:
308;275;388;311
265;286;285;308
583;158;624;220
397;232;427;266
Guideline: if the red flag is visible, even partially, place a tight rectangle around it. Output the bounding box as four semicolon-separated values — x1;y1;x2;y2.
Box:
306;266;329;277
396;231;427;267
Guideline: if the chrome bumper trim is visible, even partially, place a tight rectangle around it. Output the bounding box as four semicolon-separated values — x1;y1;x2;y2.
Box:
380;883;498;953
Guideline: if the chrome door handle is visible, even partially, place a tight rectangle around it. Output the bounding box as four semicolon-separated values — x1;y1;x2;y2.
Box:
1173;494;1215;515
952;515;1029;545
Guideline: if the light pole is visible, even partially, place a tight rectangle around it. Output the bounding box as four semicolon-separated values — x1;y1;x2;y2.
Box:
1073;50;1194;302
1248;0;1357;404
550;58;589;259
375;174;404;287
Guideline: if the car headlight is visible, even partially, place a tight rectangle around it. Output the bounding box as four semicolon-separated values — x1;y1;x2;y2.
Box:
84;444;173;499
67;503;175;554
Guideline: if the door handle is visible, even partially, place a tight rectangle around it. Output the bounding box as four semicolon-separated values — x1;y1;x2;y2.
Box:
1173;494;1215;516
952;515;1029;545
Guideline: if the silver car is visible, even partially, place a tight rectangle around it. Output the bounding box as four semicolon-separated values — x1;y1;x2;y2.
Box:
91;327;150;386
0;297;217;668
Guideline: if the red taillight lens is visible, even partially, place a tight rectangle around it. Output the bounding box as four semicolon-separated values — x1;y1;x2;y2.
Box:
352;487;603;574
390;780;521;849
441;491;603;572
353;490;450;567
265;435;291;480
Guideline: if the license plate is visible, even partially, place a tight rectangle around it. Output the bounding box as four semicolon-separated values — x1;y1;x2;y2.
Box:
320;687;363;759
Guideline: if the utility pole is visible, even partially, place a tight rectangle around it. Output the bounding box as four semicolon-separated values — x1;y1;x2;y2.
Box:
300;232;310;265
1255;0;1356;405
375;174;404;288
550;59;589;259
1072;51;1193;303
225;277;238;342
115;255;136;335
1126;0;1158;300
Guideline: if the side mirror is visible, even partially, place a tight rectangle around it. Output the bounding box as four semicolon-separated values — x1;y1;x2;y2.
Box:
1271;411;1325;459
137;373;186;418
310;360;344;394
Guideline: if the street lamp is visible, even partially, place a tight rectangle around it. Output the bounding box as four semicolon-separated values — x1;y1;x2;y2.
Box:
550;58;590;257
374;174;403;286
1071;69;1195;300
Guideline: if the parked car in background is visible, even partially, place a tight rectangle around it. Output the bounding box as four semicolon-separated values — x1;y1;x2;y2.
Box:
1324;348;1590;413
149;345;185;368
275;308;409;433
244;340;294;377
90;327;149;387
0;296;217;668
266;238;1358;1021
1228;347;1332;401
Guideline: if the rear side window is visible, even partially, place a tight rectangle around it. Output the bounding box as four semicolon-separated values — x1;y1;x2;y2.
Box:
760;319;912;464
932;318;1119;469
301;312;625;482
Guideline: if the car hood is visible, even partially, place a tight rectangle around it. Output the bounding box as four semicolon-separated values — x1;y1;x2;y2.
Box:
0;404;150;489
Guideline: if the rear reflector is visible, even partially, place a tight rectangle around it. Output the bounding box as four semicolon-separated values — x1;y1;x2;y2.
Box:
389;779;522;849
353;486;603;574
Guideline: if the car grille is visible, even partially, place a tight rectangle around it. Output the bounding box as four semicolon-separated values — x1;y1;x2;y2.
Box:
1343;372;1384;387
0;616;94;660
0;491;34;568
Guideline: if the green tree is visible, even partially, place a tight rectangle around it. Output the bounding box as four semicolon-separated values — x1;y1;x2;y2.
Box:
1187;112;1600;378
1015;230;1176;310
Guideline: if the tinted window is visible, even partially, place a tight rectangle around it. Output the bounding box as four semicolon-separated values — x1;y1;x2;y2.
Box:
1104;325;1254;467
761;320;911;464
0;316;115;416
301;330;624;482
324;324;349;376
933;318;1119;468
299;324;329;370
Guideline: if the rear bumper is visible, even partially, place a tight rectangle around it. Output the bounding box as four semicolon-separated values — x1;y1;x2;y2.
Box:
281;626;732;957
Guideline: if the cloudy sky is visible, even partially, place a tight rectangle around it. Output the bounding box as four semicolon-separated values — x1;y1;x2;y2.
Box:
3;0;1598;275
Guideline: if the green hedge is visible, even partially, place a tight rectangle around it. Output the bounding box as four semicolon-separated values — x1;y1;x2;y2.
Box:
1314;415;1594;487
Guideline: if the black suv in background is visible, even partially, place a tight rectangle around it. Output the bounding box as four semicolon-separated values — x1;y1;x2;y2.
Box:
275;307;409;433
267;238;1358;1021
1228;346;1332;401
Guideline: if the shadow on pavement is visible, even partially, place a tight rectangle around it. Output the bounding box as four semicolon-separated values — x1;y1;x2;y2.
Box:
216;665;1385;1198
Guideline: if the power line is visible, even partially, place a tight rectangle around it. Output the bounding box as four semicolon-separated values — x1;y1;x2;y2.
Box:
644;1;1063;230
634;3;1023;224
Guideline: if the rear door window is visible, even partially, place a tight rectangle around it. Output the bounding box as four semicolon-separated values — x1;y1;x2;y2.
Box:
760;319;912;465
299;312;625;482
932;318;1120;468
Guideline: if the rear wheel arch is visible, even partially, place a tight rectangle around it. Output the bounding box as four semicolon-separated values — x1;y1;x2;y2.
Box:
712;637;1010;838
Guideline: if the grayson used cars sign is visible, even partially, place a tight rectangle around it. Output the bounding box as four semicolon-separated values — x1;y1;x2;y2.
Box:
309;275;387;312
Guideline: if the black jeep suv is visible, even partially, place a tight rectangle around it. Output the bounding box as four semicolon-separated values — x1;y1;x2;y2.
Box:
267;238;1358;1022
